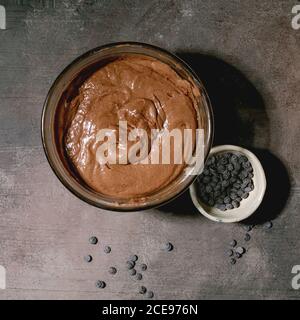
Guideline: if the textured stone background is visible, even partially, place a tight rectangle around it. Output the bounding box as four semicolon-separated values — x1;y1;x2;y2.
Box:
0;0;299;300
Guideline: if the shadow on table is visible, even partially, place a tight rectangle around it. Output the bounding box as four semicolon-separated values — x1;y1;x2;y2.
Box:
159;52;290;222
158;189;200;217
243;149;291;225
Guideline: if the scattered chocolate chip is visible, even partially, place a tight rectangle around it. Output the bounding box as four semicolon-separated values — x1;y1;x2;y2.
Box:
236;247;245;255
140;264;147;271
95;280;106;289
109;267;117;275
146;291;154;299
129;255;138;262
243;225;252;232
235;252;242;259
244;233;251;242
163;242;173;252
84;255;92;263
230;240;237;248
129;269;136;276
135;273;143;281
227;249;234;257
127;261;135;270
104;246;111;254
263;221;273;230
129;268;137;276
139;286;147;294
89;236;98;245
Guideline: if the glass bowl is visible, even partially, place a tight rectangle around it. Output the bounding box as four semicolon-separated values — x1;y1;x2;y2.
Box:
41;42;214;211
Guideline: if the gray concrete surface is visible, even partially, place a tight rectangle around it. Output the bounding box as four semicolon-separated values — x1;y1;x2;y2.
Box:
0;0;299;300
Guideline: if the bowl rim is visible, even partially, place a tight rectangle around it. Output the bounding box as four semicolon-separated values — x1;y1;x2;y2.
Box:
189;144;267;223
41;42;214;212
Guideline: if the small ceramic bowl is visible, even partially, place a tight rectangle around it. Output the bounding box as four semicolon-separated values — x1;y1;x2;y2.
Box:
189;145;267;223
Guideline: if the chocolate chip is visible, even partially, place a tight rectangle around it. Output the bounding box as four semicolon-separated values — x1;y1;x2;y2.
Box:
248;183;255;190
135;273;142;281
248;172;254;178
217;165;226;173
140;264;147;271
84;255;92;263
163;242;173;252
208;199;215;207
236;247;245;255
226;204;233;210
231;155;238;163
203;176;210;184
129;268;137;276
230;240;237;248
263;221;273;230
224;171;231;180
242;193;249;199
222;180;230;188
230;192;238;200
224;197;231;204
104;246;111;254
95;280;106;289
220;157;228;165
237;190;244;197
127;261;135;270
139;286;147;294
244;187;252;193
89;236;98;245
244;233;251;242
206;185;213;193
235;252;242;259
233;182;241;189
146;291;154;299
232;200;240;208
109;267;117;275
243;225;252;232
242;161;251;168
203;169;210;176
227;249;234;257
217;204;226;211
129;255;138;262
227;164;234;171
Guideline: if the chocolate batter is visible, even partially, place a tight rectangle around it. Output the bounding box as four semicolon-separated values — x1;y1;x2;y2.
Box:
63;54;201;200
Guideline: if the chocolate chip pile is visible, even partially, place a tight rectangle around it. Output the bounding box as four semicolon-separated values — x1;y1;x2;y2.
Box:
84;237;175;299
197;152;255;210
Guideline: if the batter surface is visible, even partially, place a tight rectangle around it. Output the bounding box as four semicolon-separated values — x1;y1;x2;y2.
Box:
64;55;200;200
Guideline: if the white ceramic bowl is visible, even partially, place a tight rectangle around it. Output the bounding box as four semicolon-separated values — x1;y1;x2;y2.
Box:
189;145;267;223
